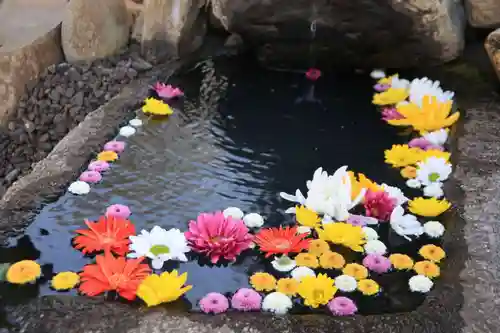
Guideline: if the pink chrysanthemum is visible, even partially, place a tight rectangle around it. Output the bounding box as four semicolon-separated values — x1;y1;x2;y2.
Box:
374;83;390;92
199;292;229;314
103;141;126;153
408;137;444;151
327;297;358;316
231;288;262;311
88;160;110;172
362;254;392;273
79;171;102;183
185;211;253;264
153;82;184;99
381;107;404;121
364;189;397;221
105;204;131;219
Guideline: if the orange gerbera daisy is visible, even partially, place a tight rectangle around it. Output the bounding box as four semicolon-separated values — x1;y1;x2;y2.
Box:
73;216;136;256
254;226;310;258
79;253;150;300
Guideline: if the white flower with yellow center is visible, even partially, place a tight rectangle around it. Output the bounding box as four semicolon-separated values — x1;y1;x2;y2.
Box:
271;255;296;272
416;157;452;186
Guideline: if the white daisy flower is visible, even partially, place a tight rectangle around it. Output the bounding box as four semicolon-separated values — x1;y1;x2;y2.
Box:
262;292;293;315
390;206;424;240
243;213;264;228
334;275;357;292
128;226;190;269
119;125;136;137
223;207;244;220
408;77;454;107
68;181;90;195
423;221;445;238
381;183;408;205
406;179;422;189
291;266;316;281
370;69;386;79
416;157;452;186
423;129;448;146
297;226;312;234
362;227;379;241
391;76;410;89
271;255;296;272
129;118;143;127
409;275;434;293
423;183;444;198
364;240;387;255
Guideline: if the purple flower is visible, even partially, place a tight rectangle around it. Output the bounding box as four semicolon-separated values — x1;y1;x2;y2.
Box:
347;214;378;227
199;292;229;314
327;297;358;316
87;160;110;172
381;107;404;121
362;254;392;273
374;83;390;92
231;288;262;311
103;141;126;153
105;204;131;219
79;171;102;183
408;137;444;151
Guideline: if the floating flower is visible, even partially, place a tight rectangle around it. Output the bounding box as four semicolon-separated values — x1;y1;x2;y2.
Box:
276;278;300;296
222;207;244;220
347;214;378;227
97;151;118;162
295;253;319;268
364;189;397;221
295;205;321;229
408;137;443;151
389;253;414;270
423;221;445;238
409;275;433;293
305;68;321;81
254;226;310;258
199;292;229;314
362;254;391;273
362;227;379;241
328;297;358;316
137;270;192;306
79;253;150;300
291;266;316;281
381;183;409;206
231;288;262;311
250;272;276;291
389;206;424;240
103;141;126;153
414;260;440;278
271;255;297;272
129;118;143;127
423;183;444;198
87;160;110;172
370;69;386;79
384;144;423;168
119;126;136;137
262;292;293;315
317;222;366;252
152;82;184;99
298;274;337;308
408;197;451;217
342;263;369;280
105;204;132;219
73;216;135;256
51;271;80;290
334;275;357;292
308;239;330;256
357;279;380;296
389;96;460;133
129;226;190;269
6;260;41;284
401;166;417;179
79;170;102;183
185;211;253;263
243;213;264;228
374;83;390;92
391;76;411;89
377;74;398;85
423;129;448;146
348;171;381;200
68;181;90;195
382;107;404;121
406;179;422;188
373;88;409;105
419;244;446;262
364;240;387;255
142;97;174;116
407;77;454;107
416;157;452;186
319;251;345;269
421;149;451;162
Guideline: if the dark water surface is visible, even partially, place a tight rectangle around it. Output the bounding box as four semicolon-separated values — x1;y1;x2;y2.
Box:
1;56;431;314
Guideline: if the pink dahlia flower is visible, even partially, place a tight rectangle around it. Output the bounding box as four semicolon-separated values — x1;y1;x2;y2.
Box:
88;160;110;172
364;189;397;221
105;204;131;219
327;297;358;316
381;107;404;121
185;211;253;264
199;292;229;314
103;140;126;153
362;254;392;273
79;171;102;183
231;288;262;311
153;82;184;99
408;137;444;151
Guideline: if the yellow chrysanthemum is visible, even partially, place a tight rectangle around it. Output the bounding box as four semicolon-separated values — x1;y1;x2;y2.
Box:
348;171;381;200
414;260;441;278
308;239;330;256
319;251;345;269
389;254;414;270
250;272;276;291
408;197;451;217
317;223;366;252
297;274;337;308
342;263;369;280
419;244;446;263
295;253;319;268
400;166;417;179
373;88;409;105
51;271;80;290
142;97;174;116
388;96;460;132
137;270;192;307
276;278;300;296
384;144;424;167
295;205;321;229
97;150;118;162
421;149;451;162
357;279;380;296
6;260;41;284
377;74;398;85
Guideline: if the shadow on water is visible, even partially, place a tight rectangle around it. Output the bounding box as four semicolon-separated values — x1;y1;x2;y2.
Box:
0;54;446;315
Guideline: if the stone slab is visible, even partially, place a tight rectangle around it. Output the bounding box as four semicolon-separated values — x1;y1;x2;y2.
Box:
485;28;500;82
465;0;500;28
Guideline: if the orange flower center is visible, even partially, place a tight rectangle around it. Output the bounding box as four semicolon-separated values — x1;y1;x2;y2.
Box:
273;239;291;250
108;273;127;289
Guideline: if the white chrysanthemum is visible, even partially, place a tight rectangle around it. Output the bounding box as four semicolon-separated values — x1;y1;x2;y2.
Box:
408;77;454;107
390;206;424;240
391;76;410;89
423;183;444;198
128;226;190;269
291;266;316;281
243;213;264;228
416;157;452;186
334;275;357;292
129;118;143;127
364;240;387;255
370;69;386;79
119;125;136;137
409;275;434;293
223;207;244;220
381;183;408;205
423;221;445;238
271;255;297;272
68;181;90;195
262;292;293;315
406;179;422;189
297;226;312;234
362;227;379;241
423;129;448;146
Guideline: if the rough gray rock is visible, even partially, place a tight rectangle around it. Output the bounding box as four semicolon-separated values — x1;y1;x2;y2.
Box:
465;0;500;28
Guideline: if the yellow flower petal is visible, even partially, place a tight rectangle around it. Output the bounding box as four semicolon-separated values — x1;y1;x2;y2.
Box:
408;197;451;217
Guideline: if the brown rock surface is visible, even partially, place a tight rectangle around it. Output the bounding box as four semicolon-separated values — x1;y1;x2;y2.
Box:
485;28;500;81
465;0;500;28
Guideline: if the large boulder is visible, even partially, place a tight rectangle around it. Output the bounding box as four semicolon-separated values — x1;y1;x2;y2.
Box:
485;28;500;81
61;0;130;63
465;0;500;28
211;0;466;69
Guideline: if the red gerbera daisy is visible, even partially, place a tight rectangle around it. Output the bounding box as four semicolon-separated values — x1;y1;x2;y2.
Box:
79;253;150;300
73;216;135;256
254;226;310;258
